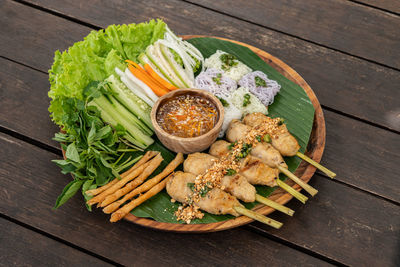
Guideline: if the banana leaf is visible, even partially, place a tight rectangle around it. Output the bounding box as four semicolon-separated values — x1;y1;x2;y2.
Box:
131;37;315;224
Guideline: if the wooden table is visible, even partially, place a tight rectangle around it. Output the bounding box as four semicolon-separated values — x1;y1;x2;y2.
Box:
1;0;399;266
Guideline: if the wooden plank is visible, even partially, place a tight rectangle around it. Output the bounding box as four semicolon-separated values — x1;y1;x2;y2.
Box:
0;0;91;72
353;0;400;14
2;0;399;132
0;134;330;266
1;54;399;203
0;217;112;266
1;133;398;266
250;176;400;267
0;57;59;148
322;109;400;203
186;0;400;69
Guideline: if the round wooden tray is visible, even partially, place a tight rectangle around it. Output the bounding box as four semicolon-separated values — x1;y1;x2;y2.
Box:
122;36;326;232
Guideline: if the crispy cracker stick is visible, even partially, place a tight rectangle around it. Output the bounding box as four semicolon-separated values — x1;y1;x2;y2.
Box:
100;154;165;208
86;157;156;206
103;153;183;213
85;151;157;196
110;176;170;222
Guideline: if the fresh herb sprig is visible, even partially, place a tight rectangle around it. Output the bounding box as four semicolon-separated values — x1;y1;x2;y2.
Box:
53;82;141;210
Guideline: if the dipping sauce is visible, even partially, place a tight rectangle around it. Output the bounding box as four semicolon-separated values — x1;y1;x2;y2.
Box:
156;94;218;138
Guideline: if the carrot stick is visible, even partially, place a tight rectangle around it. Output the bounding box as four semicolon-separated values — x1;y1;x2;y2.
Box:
125;60;168;90
103;153;183;213
144;64;178;90
127;64;169;96
100;154;164;208
110;178;169;222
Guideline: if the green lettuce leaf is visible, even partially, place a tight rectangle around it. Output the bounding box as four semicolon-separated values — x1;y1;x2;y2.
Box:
48;19;166;129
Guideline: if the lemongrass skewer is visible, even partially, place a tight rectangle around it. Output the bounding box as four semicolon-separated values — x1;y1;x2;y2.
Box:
233;206;282;229
275;178;308;204
296;152;336;178
255;195;294;216
277;166;318;196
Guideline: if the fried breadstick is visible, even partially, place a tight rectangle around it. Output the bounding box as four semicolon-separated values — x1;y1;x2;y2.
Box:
100;154;165;208
103;153;183;213
86;156;156;206
85;151;157;196
110;176;170;222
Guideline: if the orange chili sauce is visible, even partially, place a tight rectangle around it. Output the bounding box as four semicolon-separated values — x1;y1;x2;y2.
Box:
156;94;218;138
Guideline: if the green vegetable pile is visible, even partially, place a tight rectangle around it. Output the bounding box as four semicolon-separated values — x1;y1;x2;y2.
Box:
49;20;166;129
49;20;166;208
52;81;143;209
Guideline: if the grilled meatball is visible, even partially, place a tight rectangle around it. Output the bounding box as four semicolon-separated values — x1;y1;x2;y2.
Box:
240;156;279;187
210;140;279;187
184;153;256;202
226;119;252;143
251;142;288;169
243;113;300;156
166;171;242;216
184;152;217;175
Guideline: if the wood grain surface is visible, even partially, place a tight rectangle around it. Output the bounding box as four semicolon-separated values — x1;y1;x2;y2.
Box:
0;217;112;266
0;133;331;266
1;6;399;202
1;132;398;266
5;0;400;132
354;0;400;14
1;0;399;265
188;0;400;69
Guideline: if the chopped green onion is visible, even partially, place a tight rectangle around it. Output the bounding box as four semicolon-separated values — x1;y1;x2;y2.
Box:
217;97;229;107
255;76;267;87
220;53;238;70
200;182;212;197
243;93;251;107
187;183;195;191
228;141;237;150
263;134;271;143
226;169;237;176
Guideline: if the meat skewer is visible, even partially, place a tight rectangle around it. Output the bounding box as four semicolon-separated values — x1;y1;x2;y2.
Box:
243;113;336;178
226;120;318;197
167;171;283;229
184;153;294;216
210;141;308;204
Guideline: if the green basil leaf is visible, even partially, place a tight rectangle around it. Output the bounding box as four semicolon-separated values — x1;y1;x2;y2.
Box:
66;142;80;163
96;125;112;140
52;159;77;174
87;122;97;144
54;180;84;209
82;179;95;211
